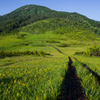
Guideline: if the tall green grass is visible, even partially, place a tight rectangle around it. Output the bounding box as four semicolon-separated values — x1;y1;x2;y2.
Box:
72;61;100;99
0;56;68;100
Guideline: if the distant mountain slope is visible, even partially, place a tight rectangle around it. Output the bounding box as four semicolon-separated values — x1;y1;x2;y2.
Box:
20;18;98;40
0;4;100;35
0;5;55;33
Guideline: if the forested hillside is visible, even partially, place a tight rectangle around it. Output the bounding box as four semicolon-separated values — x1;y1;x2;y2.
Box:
0;4;100;35
19;18;99;40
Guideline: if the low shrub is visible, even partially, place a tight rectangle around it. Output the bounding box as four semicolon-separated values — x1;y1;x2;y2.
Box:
17;32;27;39
57;43;70;47
32;44;46;47
84;46;100;57
74;51;85;55
70;42;87;46
74;46;100;57
46;40;60;43
0;50;50;58
12;41;33;47
19;42;32;46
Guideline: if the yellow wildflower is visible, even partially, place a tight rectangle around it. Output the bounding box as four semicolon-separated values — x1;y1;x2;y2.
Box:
42;90;44;94
17;93;20;97
26;83;28;86
61;77;64;81
8;91;10;94
48;80;51;84
22;83;26;86
36;95;38;100
44;94;46;99
21;91;23;94
14;79;16;83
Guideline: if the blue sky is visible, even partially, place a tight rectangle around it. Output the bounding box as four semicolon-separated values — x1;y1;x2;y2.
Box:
0;0;100;21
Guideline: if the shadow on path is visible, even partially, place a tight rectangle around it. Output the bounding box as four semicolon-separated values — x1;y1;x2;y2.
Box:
57;57;87;100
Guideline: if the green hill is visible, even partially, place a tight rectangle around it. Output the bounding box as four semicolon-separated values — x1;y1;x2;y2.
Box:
19;18;99;40
1;5;100;100
0;4;100;36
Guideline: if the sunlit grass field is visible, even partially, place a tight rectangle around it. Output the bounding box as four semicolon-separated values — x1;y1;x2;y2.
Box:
72;59;100;100
74;55;100;76
0;55;68;100
0;32;100;99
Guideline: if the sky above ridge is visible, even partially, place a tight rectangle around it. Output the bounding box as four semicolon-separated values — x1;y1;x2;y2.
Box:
0;0;100;21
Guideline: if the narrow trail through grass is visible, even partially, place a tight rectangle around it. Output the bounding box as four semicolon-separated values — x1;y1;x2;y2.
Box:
45;40;100;86
42;37;87;99
42;35;100;99
57;57;87;100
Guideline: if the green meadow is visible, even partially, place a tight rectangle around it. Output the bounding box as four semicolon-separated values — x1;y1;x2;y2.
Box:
0;32;69;100
0;18;100;100
0;32;100;100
